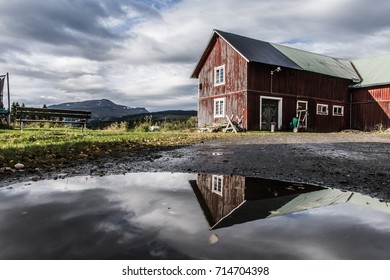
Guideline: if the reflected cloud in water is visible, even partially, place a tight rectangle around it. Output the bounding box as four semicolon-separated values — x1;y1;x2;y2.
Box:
0;173;389;259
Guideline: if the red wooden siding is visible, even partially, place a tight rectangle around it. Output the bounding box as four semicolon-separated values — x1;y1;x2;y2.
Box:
195;174;245;226
246;62;351;131
197;36;248;127
351;85;390;130
198;92;246;127
198;37;247;99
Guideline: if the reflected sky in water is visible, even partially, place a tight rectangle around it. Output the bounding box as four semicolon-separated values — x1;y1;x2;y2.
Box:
0;173;389;260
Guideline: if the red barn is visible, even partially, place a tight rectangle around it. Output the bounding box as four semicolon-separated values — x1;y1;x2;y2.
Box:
191;30;390;132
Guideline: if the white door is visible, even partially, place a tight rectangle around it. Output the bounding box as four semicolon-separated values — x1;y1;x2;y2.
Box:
296;100;308;130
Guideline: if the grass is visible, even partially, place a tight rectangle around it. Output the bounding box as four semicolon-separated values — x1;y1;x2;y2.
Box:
0;127;235;169
2;125;362;170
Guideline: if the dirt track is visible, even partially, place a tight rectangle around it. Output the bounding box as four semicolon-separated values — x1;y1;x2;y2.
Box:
1;132;390;200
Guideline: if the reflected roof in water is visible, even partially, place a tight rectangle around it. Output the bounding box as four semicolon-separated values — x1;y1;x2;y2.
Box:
0;173;389;260
190;174;390;229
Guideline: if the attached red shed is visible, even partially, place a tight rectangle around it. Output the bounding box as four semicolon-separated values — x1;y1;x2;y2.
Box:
351;55;390;130
191;30;390;132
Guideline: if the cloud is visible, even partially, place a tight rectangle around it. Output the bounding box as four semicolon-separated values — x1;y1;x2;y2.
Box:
58;74;106;92
1;0;389;111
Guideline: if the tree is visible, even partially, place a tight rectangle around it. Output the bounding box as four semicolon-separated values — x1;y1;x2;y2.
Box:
10;102;20;121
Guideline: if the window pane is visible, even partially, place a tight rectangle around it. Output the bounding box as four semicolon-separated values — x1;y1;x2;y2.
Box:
214;66;224;85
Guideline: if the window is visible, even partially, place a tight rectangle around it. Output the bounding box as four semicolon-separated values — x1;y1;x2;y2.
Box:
316;104;329;115
214;65;225;86
333;105;344;116
212;175;223;196
214;98;225;118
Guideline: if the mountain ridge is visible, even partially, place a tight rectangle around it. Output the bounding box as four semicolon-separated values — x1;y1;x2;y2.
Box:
48;99;149;120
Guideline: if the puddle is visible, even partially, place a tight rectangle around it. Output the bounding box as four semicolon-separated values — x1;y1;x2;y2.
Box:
0;173;389;260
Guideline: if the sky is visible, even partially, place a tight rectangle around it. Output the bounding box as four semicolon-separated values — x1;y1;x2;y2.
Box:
1;0;390;111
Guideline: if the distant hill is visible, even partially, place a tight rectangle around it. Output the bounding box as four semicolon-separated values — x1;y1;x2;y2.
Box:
104;110;198;123
48;99;149;120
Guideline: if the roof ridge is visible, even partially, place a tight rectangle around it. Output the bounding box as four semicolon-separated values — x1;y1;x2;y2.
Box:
215;29;351;62
271;42;350;62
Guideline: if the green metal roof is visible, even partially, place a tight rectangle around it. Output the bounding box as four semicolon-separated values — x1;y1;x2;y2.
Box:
352;54;390;87
271;43;361;81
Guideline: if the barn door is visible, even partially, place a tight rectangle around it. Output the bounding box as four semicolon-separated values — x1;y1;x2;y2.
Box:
261;99;279;130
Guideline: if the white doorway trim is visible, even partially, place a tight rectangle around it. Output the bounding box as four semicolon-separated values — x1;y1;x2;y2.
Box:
259;96;283;130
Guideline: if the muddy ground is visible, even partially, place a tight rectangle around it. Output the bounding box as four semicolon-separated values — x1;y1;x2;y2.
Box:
1;132;390;200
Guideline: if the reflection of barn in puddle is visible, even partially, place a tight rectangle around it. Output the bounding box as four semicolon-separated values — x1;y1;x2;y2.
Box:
190;174;390;230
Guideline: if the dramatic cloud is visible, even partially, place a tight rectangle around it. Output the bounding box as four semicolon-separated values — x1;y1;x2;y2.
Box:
1;0;389;110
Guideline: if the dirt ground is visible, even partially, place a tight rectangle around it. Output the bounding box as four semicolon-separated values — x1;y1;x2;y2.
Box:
1;132;390;200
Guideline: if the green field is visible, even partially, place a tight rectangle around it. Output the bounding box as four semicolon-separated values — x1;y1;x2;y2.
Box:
0;127;230;169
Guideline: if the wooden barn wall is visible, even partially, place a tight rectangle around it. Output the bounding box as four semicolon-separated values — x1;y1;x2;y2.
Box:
197;36;247;127
246;62;351;131
351;86;390;130
195;174;245;226
198;92;246;127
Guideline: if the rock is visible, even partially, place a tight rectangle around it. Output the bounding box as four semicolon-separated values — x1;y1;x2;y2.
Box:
30;176;40;182
149;126;160;132
14;163;25;170
55;173;68;179
208;234;219;245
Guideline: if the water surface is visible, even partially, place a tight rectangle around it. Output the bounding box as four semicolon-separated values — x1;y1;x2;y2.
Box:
0;173;389;259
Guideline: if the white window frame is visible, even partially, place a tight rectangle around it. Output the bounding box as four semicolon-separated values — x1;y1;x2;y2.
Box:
316;104;329;115
333;105;344;116
212;175;223;196
214;65;225;86
214;98;225;118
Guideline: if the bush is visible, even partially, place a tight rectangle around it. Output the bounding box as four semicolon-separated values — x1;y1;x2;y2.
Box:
131;117;198;132
185;117;198;128
104;121;128;131
133;122;150;132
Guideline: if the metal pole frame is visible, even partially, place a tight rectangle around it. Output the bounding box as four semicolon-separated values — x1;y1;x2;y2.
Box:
0;74;4;108
6;73;11;124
